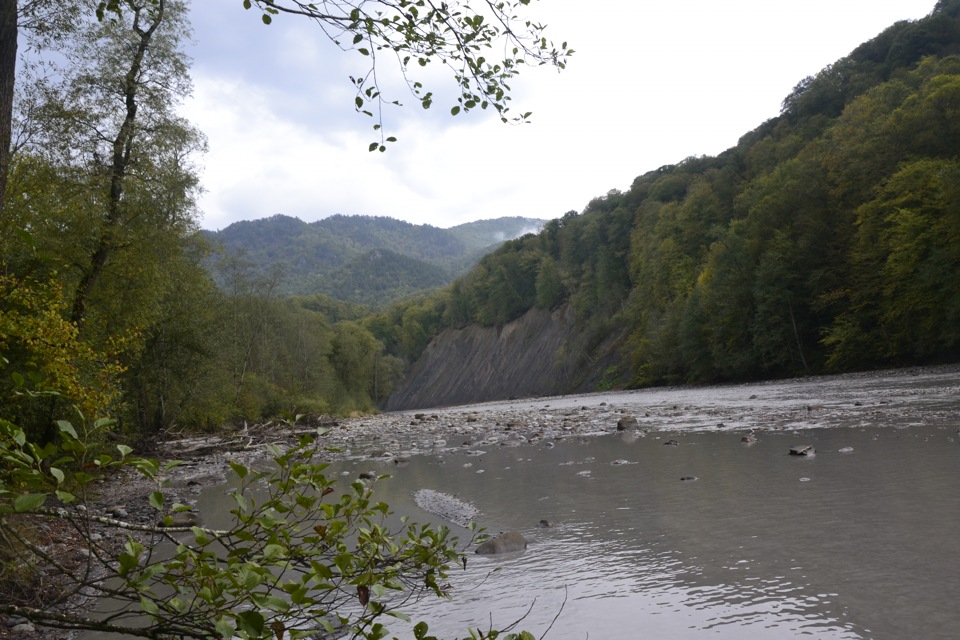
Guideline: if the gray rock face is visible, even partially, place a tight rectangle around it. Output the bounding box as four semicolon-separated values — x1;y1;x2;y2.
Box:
383;306;580;410
475;531;528;555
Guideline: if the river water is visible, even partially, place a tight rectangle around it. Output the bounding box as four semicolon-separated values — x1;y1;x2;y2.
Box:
315;368;960;640
177;367;960;640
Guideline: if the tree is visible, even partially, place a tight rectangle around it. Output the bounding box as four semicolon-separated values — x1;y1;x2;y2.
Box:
0;1;15;217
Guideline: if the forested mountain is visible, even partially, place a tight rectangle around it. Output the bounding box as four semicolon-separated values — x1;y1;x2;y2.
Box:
204;214;546;304
370;0;960;393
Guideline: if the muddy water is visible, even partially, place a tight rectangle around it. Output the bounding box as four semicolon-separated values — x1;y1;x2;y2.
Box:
338;424;958;640
195;368;960;639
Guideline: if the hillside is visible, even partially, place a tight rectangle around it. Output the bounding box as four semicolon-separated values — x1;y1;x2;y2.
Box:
380;0;960;408
204;214;546;305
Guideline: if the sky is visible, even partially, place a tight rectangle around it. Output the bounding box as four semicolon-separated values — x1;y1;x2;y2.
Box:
182;0;939;231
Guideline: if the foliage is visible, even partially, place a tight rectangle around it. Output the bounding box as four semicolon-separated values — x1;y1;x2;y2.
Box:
204;214;547;303
0;273;125;441
0;418;521;639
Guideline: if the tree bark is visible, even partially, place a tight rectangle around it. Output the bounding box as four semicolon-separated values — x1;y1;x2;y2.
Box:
0;0;18;221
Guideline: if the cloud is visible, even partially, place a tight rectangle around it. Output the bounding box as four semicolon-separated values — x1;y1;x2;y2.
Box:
182;0;937;230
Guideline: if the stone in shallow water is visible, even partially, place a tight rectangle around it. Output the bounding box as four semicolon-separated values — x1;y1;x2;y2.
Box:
475;531;527;555
789;445;816;456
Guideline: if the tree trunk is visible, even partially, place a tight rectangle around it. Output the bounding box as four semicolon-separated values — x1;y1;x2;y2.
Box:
0;0;18;221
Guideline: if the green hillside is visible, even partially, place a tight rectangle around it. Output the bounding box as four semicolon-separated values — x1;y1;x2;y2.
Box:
205;214;546;303
370;0;960;386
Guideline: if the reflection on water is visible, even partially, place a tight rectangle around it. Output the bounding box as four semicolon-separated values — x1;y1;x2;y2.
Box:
328;424;959;639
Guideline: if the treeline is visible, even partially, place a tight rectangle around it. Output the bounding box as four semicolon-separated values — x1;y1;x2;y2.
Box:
0;2;401;444
369;1;960;386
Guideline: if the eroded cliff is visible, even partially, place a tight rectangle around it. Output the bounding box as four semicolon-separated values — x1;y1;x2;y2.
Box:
384;305;596;410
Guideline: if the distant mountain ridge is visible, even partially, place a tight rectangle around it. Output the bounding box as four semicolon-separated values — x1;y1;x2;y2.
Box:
203;214;546;305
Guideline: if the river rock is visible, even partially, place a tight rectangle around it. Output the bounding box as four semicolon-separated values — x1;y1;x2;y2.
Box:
475;531;527;555
789;445;816;456
616;416;639;431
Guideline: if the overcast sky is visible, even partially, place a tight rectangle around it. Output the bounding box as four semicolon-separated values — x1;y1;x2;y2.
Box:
183;0;938;231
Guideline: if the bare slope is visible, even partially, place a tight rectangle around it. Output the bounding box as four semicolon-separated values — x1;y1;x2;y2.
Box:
383;305;581;410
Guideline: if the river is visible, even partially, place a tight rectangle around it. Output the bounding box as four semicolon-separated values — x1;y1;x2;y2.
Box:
196;367;960;639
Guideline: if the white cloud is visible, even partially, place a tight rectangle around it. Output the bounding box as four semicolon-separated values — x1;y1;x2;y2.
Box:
184;0;938;230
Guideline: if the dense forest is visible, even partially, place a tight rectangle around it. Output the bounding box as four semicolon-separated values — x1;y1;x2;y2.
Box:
204;214;545;304
2;0;960;449
368;0;960;388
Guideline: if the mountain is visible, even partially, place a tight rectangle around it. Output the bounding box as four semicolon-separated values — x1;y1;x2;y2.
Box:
203;214;546;304
381;0;960;408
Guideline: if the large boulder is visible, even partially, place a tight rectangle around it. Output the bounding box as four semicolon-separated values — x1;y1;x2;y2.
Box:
475;531;527;555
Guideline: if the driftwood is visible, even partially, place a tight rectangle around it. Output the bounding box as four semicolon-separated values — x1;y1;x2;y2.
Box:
158;416;341;458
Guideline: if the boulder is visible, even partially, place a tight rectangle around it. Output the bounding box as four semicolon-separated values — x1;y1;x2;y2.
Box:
616;416;639;431
475;531;527;555
789;445;816;456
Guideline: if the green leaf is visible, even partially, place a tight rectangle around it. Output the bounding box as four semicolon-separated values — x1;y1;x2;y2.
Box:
261;13;272;25
140;597;159;615
14;493;46;513
358;48;370;56
56;421;78;439
451;106;460;116
215;617;235;639
353;34;363;45
228;460;248;479
49;467;65;484
10;372;24;388
369;142;379;152
148;491;164;511
116;444;132;457
236;610;265;637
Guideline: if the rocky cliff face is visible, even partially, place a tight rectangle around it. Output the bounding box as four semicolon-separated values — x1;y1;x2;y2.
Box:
383;305;588;411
